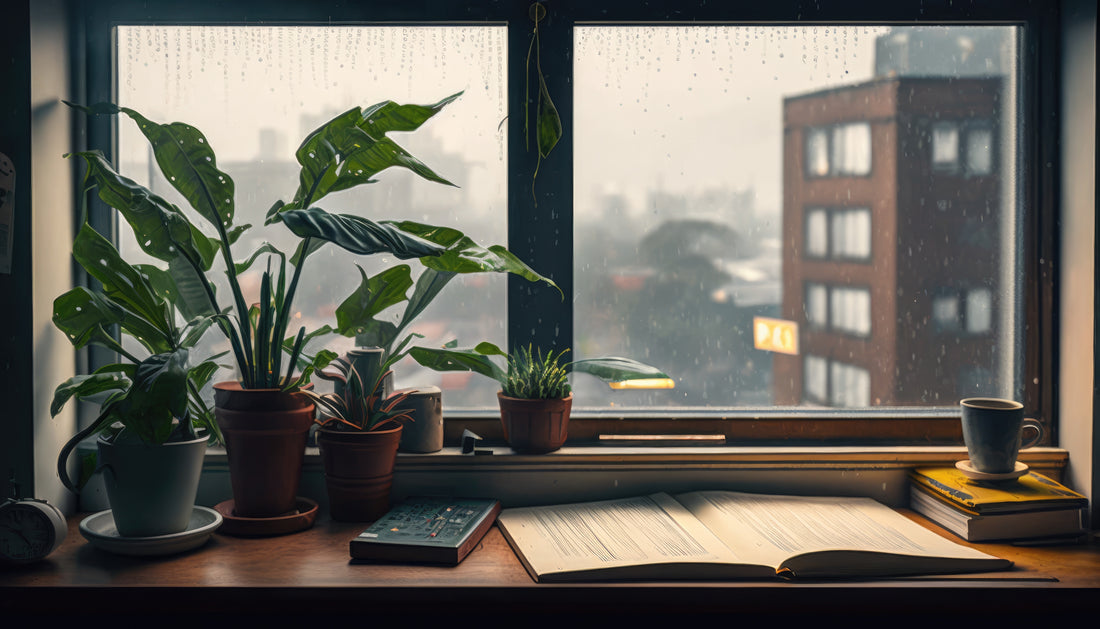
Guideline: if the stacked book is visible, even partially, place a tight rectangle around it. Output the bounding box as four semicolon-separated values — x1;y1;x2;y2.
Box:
909;467;1089;543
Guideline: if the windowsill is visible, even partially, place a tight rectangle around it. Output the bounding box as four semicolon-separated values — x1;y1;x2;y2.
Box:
195;444;1069;510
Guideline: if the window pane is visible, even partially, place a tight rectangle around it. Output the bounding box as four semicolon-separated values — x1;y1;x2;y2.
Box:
966;126;994;175
117;25;508;409
932;122;960;168
804;282;828;328
805;208;828;257
574;24;1020;409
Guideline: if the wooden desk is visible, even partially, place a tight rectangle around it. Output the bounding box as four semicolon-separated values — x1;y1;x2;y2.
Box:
3;511;1099;619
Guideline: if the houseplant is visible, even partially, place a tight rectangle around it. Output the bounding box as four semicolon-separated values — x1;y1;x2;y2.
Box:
301;345;416;521
410;342;673;453
66;92;557;519
52;216;222;537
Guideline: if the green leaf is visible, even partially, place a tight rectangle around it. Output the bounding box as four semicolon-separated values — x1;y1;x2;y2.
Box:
393;268;457;345
335;265;413;337
50;370;132;417
68;151;217;271
71;223;175;345
358;92;463;136
234;242;287;276
285;93;463;211
106;349;191;444
355;321;400;352
281;208;446;259
408;344;506;384
385;221;560;294
52;286;159;357
113;105;237;234
568;357;671;383
536;71;562;159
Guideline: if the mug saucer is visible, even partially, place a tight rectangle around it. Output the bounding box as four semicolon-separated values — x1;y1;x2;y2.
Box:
955;459;1029;481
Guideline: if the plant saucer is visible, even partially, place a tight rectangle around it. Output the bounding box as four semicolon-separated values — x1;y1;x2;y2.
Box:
213;496;318;537
79;506;222;556
955;459;1029;481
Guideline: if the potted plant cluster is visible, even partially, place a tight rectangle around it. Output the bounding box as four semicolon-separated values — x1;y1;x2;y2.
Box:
411;343;673;453
301;346;416;521
52;218;222;537
63;92;557;525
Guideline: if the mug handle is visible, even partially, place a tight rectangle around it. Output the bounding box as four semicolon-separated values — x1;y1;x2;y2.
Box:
1020;418;1044;449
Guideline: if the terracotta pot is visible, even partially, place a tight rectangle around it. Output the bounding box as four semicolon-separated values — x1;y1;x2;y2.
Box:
214;381;315;519
97;432;207;537
497;392;573;454
317;424;403;522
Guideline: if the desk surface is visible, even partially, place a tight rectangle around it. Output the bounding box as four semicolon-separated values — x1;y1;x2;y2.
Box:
3;510;1099;617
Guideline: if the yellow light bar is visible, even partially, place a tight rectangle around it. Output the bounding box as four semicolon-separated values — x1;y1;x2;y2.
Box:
608;378;676;390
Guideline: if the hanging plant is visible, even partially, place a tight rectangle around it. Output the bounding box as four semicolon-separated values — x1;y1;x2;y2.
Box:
526;1;562;205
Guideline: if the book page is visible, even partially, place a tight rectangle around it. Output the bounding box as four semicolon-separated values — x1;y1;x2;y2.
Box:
675;490;1002;570
497;493;768;580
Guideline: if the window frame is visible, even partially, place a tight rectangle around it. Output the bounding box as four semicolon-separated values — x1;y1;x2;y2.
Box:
75;0;1061;447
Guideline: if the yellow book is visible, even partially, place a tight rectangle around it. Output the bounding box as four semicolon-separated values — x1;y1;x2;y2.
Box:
908;467;1088;514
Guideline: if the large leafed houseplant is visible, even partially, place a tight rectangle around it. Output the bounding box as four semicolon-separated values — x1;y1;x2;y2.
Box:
51;212;223;536
65;92;556;519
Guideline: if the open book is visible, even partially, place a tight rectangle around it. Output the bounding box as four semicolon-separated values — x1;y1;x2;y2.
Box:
496;490;1012;582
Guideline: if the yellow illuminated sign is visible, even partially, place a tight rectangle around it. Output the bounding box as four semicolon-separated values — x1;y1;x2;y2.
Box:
753;317;799;355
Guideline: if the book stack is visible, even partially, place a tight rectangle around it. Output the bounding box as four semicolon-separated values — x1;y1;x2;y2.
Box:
908;467;1089;543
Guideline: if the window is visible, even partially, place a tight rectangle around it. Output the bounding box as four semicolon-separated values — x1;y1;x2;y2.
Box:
831;361;871;407
830;208;872;260
804;122;872;177
115;24;510;407
830;286;872;337
77;1;1059;444
932;119;995;176
804;207;870;261
803;282;870;337
965;126;994;176
804;282;828;329
932;287;994;335
932;122;960;170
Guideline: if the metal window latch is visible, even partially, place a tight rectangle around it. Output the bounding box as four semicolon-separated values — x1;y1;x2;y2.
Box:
461;429;493;455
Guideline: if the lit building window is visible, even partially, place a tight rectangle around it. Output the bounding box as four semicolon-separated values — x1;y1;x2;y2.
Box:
830;286;872;337
830;208;872;260
830;361;871;407
966;126;994;175
932;121;960;169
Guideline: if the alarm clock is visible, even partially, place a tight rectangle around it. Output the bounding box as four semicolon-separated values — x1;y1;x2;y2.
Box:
0;497;68;564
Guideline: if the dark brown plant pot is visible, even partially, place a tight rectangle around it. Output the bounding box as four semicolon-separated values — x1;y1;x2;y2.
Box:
317;424;403;522
497;392;573;454
214;381;315;519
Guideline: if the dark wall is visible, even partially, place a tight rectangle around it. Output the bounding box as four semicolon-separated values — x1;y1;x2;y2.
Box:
0;0;34;497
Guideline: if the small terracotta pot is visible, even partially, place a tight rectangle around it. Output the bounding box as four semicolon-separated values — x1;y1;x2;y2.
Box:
214;381;315;519
497;392;573;454
317;424;403;522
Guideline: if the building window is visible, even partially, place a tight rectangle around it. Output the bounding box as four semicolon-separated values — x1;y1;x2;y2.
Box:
804;122;872;178
804;207;871;261
804;355;828;404
932;122;960;170
932;287;994;335
932;119;995;176
830;361;871;407
804;282;828;329
830;208;872;260
830;286;872;337
804;208;829;258
966;126;994;176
